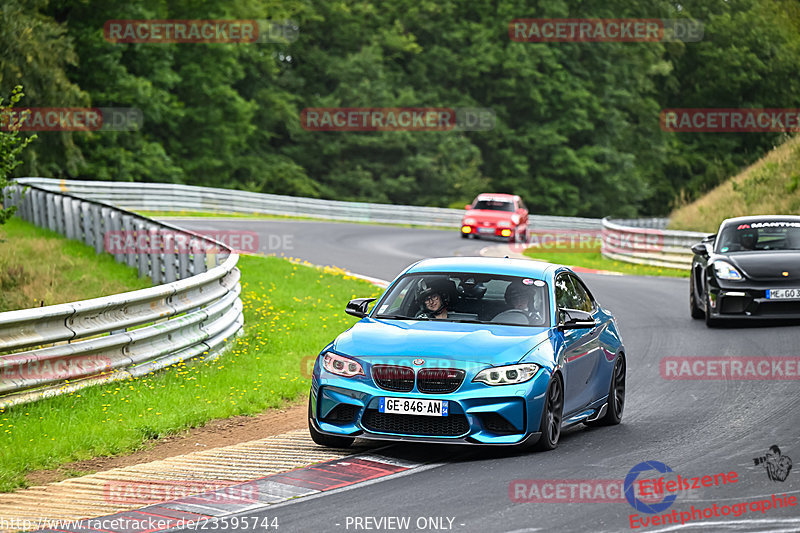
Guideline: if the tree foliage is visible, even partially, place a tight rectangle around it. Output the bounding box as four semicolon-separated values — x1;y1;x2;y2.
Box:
0;86;37;225
2;0;799;216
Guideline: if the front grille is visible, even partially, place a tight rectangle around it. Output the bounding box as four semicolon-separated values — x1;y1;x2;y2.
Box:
479;413;520;434
417;368;465;393
361;410;469;436
754;300;800;316
372;365;414;392
322;403;360;424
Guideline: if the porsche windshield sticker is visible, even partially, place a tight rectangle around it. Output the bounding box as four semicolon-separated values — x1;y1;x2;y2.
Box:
738;221;800;230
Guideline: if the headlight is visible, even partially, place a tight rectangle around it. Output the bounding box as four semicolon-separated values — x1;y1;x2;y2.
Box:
322;352;365;377
463;218;476;225
473;363;540;385
496;220;512;228
713;261;743;281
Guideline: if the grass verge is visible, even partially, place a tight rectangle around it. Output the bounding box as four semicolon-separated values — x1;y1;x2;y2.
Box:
0;217;151;312
522;245;690;278
669;134;800;232
0;254;382;492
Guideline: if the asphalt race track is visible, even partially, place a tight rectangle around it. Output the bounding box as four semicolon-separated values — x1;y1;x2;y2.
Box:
168;218;800;533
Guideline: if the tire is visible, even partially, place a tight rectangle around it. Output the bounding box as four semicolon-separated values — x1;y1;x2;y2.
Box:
308;395;355;448
585;355;625;427
461;232;469;239
533;375;564;451
689;273;704;319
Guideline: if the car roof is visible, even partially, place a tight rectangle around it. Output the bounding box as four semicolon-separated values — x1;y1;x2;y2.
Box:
720;215;800;229
405;256;556;279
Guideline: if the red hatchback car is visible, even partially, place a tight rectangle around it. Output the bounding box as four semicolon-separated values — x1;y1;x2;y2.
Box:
460;193;529;242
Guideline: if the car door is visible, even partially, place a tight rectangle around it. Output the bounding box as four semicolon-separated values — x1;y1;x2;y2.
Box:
555;273;602;415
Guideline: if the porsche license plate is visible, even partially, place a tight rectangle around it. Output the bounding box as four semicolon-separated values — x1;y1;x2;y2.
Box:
477;227;495;234
766;288;800;300
379;397;448;417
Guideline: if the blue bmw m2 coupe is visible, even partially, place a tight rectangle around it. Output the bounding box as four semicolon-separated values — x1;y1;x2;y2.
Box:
308;257;626;451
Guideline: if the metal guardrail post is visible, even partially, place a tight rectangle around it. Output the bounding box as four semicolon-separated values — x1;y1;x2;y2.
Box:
91;204;104;254
121;214;136;268
109;210;123;263
135;218;148;279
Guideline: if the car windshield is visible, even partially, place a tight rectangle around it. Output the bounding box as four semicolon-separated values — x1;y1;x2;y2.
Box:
372;272;549;327
472;200;514;212
716;220;800;252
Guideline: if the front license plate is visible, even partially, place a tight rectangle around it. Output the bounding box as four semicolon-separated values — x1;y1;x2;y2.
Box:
477;227;495;234
379;397;448;417
766;288;800;300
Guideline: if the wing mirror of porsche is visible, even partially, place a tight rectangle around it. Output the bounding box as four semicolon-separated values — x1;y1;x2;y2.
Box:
464;204;472;210
558;308;597;331
345;297;376;318
691;242;710;257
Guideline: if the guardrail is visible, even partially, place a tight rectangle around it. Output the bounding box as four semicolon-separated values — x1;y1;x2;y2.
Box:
601;217;711;270
14;177;603;231
0;183;243;409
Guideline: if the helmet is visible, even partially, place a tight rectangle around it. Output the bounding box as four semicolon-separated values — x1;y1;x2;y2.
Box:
740;230;758;250
504;281;533;308
416;278;453;315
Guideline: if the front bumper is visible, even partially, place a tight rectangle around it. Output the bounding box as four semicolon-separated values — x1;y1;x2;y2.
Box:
707;279;800;319
461;224;515;240
310;370;551;446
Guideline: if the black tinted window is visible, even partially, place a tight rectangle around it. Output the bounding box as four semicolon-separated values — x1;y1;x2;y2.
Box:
569;276;594;312
473;200;514;212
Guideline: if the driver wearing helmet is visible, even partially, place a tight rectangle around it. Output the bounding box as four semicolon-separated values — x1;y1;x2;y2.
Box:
415;279;451;319
740;230;758;250
495;281;543;325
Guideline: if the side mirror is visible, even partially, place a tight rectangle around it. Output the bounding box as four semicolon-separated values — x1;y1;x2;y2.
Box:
345;297;376;318
558;308;596;331
464;204;472;210
691;242;709;257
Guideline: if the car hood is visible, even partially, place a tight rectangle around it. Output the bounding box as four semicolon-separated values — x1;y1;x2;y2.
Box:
463;209;515;223
722;251;800;281
333;318;550;367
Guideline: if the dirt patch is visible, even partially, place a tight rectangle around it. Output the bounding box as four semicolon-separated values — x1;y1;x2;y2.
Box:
25;400;308;487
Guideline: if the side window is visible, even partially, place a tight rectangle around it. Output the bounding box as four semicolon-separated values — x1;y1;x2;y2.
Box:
519;199;527;212
569;275;595;312
554;275;574;309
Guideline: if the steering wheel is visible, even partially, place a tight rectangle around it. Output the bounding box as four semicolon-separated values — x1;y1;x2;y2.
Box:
492;309;531;325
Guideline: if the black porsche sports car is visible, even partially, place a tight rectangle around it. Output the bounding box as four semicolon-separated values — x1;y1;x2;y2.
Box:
689;215;800;326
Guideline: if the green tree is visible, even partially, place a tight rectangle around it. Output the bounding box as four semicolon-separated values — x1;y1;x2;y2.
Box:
0;86;37;225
